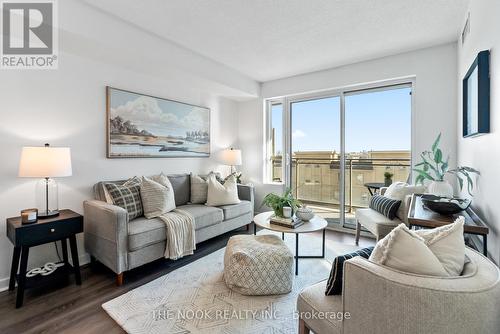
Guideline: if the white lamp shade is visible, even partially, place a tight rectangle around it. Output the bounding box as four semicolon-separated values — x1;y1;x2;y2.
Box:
19;146;72;177
221;148;242;166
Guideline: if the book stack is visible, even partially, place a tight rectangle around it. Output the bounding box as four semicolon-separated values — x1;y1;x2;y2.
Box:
270;215;304;229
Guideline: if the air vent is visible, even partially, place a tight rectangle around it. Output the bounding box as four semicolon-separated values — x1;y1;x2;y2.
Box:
461;12;470;45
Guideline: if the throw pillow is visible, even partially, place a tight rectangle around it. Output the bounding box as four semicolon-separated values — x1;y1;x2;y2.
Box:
104;176;143;220
369;195;401;220
206;174;240;206
190;174;208;204
325;247;374;295
414;216;466;276
369;223;450;276
384;182;427;220
140;176;176;219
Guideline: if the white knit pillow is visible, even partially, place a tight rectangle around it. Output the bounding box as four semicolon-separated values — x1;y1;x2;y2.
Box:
206;174;240;206
369;224;449;276
414;217;466;276
140;176;176;219
384;182;426;220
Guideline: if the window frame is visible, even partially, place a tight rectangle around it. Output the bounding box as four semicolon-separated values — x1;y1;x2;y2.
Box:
263;77;416;186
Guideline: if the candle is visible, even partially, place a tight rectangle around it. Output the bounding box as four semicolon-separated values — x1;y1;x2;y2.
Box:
283;206;292;218
21;208;38;224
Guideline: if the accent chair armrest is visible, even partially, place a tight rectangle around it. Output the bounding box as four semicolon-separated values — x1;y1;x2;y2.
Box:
83;200;129;274
342;250;500;334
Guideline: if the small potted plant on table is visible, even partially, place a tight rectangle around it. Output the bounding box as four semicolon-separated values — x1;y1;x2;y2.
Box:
384;171;394;186
261;188;301;218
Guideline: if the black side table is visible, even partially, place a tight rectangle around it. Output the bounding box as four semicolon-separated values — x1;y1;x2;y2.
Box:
6;209;83;308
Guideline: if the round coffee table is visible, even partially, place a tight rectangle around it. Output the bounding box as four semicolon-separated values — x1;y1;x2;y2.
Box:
253;211;328;275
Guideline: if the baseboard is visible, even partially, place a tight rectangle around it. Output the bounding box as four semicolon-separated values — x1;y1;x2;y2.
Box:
0;253;91;293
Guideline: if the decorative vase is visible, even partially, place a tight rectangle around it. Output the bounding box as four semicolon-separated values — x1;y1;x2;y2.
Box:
428;180;454;197
384;177;392;187
296;206;314;221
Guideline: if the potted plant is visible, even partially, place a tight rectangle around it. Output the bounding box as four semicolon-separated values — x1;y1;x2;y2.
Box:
261;188;301;218
413;133;479;197
384;171;394;186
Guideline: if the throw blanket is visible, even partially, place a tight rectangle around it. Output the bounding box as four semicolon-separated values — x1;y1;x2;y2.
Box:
158;209;196;260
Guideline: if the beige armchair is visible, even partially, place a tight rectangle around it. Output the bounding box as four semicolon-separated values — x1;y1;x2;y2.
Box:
297;247;500;334
355;187;412;244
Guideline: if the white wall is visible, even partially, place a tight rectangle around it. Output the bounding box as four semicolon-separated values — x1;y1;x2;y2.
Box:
0;0;258;291
238;44;458;213
457;0;500;264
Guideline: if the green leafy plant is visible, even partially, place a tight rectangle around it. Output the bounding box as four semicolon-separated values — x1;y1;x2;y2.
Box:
413;133;479;195
384;171;394;179
261;188;301;217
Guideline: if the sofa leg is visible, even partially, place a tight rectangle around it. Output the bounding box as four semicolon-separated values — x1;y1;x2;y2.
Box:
116;273;124;286
299;318;310;334
355;221;361;246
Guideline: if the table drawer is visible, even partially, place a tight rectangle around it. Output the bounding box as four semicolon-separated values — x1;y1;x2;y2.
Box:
15;218;83;246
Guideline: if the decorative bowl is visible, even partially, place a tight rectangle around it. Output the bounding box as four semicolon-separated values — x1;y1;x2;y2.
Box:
421;195;471;215
296;206;314;221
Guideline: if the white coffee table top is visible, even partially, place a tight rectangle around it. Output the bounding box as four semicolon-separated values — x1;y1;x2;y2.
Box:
253;211;327;234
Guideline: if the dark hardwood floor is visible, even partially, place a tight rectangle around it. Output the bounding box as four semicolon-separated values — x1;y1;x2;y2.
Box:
0;225;374;334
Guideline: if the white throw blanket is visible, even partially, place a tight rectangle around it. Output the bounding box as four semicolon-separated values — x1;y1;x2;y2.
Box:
158;209;196;260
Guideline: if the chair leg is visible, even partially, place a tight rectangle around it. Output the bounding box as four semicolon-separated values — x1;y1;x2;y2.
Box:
299;318;310;334
116;273;124;286
355;221;361;246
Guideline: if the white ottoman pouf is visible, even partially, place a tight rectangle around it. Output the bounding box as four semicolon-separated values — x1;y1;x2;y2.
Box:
223;234;294;295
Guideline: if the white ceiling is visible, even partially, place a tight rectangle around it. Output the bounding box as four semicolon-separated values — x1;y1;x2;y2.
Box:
84;0;468;82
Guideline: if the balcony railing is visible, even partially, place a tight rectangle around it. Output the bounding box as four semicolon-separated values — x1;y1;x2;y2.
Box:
271;156;411;212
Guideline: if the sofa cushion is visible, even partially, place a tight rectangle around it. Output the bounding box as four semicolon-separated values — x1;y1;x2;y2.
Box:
104;177;143;220
178;204;223;230
384;182;426;221
128;217;165;251
297;280;342;334
325;246;374;295
369;223;450;276
140;176;176;218
190;174;208;204
369;195;401;220
206;174;240;206
218;200;252;220
166;174;190;206
93;173;191;206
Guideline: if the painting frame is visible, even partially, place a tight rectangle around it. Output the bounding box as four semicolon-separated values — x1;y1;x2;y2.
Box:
462;50;490;137
106;86;211;158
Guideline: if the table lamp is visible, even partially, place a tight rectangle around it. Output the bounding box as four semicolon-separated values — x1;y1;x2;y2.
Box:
18;144;72;218
221;148;242;174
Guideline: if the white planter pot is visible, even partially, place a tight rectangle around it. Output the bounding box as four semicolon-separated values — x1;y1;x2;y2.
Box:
428;181;454;197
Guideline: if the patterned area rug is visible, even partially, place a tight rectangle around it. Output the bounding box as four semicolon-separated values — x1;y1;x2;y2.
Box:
102;230;360;334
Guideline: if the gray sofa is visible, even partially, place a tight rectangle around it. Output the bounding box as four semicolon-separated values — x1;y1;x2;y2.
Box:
83;173;254;285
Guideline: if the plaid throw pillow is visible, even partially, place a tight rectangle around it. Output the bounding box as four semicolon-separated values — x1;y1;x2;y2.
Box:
369;195;401;220
104;177;143;220
325;247;374;295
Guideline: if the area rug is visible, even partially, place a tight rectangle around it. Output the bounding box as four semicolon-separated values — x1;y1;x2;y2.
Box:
102;230;360;334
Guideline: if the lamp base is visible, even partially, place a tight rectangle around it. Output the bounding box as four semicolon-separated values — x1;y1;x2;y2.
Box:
38;210;60;219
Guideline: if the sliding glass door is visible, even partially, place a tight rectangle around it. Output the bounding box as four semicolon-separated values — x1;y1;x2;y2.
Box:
343;85;412;228
290;96;341;222
280;82;412;229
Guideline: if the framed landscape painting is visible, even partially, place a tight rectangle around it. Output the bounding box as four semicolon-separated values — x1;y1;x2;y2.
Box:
106;87;210;158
